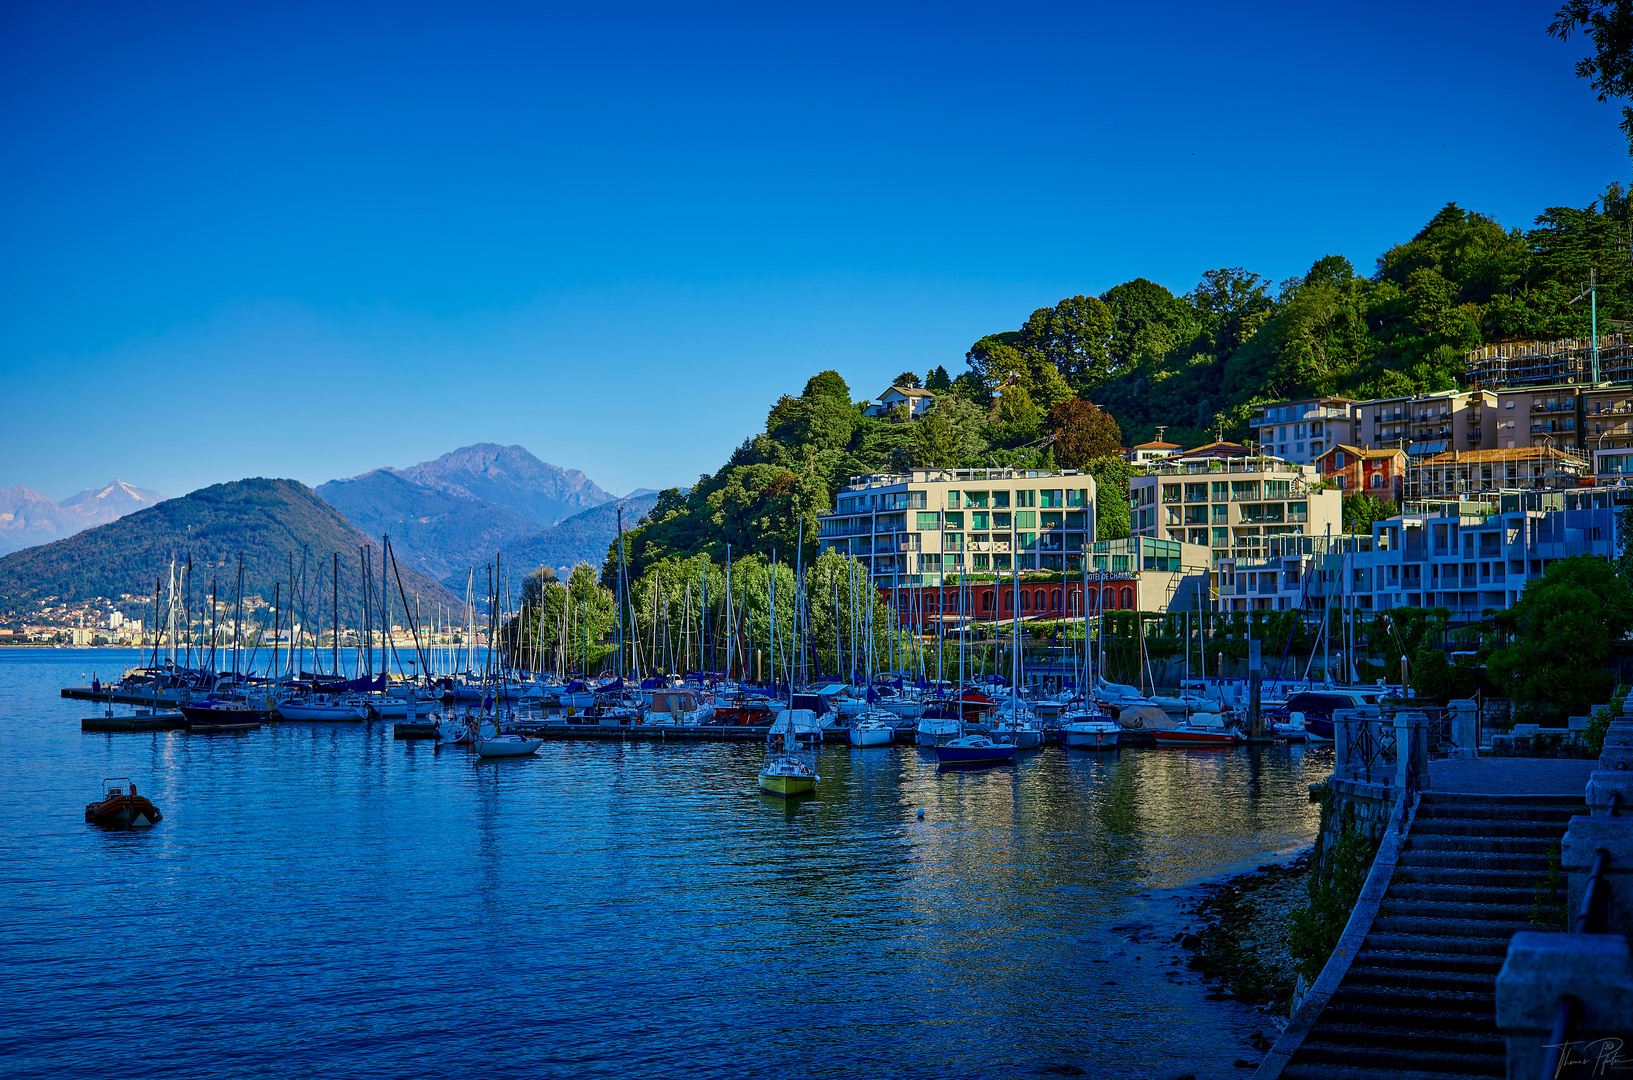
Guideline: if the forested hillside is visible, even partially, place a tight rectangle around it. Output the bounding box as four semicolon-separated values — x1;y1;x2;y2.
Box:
610;185;1633;583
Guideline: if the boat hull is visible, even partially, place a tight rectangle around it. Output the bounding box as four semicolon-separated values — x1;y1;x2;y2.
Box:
935;745;1017;765
758;773;817;797
1064;729;1120;749
1153;730;1239;747
848;726;892;747
85;795;162;827
277;704;368;721
475;738;542;758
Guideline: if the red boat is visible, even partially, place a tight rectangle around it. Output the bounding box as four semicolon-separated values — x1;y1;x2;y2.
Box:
85;779;163;827
1153;725;1241;747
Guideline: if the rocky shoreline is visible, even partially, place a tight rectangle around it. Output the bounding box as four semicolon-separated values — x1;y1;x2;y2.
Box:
1183;850;1313;1018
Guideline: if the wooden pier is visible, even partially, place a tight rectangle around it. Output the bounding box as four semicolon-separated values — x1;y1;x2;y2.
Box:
80;713;187;732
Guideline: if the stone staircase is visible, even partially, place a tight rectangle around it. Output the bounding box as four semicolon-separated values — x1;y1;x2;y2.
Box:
1278;791;1585;1080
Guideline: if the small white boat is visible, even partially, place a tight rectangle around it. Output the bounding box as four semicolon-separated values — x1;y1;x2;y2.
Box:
1061;710;1121;749
1271;711;1309;741
276;694;369;721
641;689;714;726
848;709;895;747
915;715;963;747
759;710;820;796
1153;711;1241;747
475;732;542;757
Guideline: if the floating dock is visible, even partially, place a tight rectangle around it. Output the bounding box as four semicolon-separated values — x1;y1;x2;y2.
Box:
80;713;187;732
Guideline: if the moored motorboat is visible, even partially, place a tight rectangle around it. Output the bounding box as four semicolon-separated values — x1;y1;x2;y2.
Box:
934;735;1018;767
275;694;369;721
1153;711;1241;747
85;779;162;827
1061;710;1121;749
180;701;262;732
915;715;963;747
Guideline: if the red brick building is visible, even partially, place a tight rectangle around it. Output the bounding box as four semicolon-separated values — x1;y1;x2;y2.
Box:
882;575;1146;629
1314;444;1404;503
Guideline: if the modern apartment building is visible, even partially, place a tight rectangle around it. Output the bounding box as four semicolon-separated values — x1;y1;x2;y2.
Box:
1251;397;1357;464
1217;487;1630;617
1354;390;1495;455
817;467;1096;585
1128;445;1343;568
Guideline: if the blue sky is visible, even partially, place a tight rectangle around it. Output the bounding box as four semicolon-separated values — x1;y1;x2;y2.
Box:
0;0;1622;500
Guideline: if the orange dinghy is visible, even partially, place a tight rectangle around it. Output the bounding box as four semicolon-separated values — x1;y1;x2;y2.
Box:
85;779;162;828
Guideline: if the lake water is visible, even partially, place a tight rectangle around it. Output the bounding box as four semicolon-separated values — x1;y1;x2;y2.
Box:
2;649;1327;1079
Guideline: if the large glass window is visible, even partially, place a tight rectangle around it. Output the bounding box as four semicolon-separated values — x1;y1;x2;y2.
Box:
1065;488;1088;507
1211;504;1228;524
1040;511;1061;528
943;511;964;529
1184;482;1208;502
1018;531;1037;549
1161;484;1182;503
1064;511;1085;528
993;512;1011;529
944;532;964;551
965;491;989;508
1015;490;1036;507
947;490;961;509
916;511;940;530
1015;510;1037;528
972;511;990;530
1231;480;1261;501
1041;489;1065;508
1212;481;1229;501
992;491;1010;509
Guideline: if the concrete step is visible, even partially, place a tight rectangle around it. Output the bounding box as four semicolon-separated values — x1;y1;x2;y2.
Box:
1371;914;1533;939
1282;1065;1502;1080
1405;833;1558;855
1395;849;1551;872
1317;999;1499;1034
1330;982;1494;1013
1361;932;1511;958
1415;800;1582;823
1293;1027;1504;1071
1389;865;1552;890
1386;882;1546;906
1346;962;1498;993
1409;817;1575;838
1284;1040;1504;1078
1378;897;1537;922
1419;792;1585;808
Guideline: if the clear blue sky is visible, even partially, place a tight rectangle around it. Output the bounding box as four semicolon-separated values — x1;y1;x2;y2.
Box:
0;0;1622;501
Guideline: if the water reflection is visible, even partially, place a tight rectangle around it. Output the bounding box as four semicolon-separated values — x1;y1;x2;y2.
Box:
3;650;1325;1080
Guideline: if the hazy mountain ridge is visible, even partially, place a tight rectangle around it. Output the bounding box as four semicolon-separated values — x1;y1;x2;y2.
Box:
315;469;542;582
397;443;612;527
489;493;661;587
0;479;162;555
0;478;458;623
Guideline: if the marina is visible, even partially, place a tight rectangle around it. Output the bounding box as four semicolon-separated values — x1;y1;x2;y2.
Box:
8;647;1323;1079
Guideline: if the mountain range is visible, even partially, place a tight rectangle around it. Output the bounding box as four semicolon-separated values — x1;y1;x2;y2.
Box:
494;493;660;587
315;443;632;582
0;480;162;556
0;478;458;624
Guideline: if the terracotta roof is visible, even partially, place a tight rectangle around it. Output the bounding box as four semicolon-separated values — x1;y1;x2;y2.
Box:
1133;440;1183;450
1420;446;1587;466
1319;443;1402;461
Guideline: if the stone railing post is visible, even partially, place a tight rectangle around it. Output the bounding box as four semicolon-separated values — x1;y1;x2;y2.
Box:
1393;711;1426;794
1563;817;1633;938
1448;698;1477;758
1497;932;1633;1077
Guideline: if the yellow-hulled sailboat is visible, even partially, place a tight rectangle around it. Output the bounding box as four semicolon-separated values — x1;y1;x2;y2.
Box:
758;709;821;796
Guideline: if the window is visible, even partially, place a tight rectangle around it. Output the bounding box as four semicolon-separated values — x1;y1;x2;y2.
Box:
1051;589;1061;610
1017;531;1037;549
1185;482;1208;502
1020;591;1029;611
972;511;990;530
1040;511;1061;528
994;554;1012;571
982;590;993;610
1212;481;1229;501
944;532;964;551
974;554;991;571
1212;527;1229;547
972;532;990;545
965;491;989;508
992;491;1010;509
1211;505;1228;524
1040;489;1064;507
947;491;961;509
994;512;1011;529
1231;480;1260;501
1015;510;1037;528
943;512;964;529
1065;511;1086;528
1065;488;1088;507
916;511;940;530
1335;451;1346;467
1162;484;1182;503
1015;490;1036;507
1370;473;1384;489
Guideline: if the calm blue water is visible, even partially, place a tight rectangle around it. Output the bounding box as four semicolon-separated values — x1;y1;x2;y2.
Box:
2;649;1326;1079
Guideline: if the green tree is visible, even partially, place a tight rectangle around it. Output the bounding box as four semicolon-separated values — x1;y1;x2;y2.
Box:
892;371;922;389
925;365;953;392
1342;494;1397;533
1488;556;1633;721
1551;0;1633;153
1086;455;1134;540
1050;399;1123;468
987;384;1044;446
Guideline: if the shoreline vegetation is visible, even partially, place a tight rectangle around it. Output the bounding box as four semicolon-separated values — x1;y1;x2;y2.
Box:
1184;852;1312;1020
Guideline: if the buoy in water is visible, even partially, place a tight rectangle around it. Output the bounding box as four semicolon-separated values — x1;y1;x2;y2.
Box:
916;809;925;819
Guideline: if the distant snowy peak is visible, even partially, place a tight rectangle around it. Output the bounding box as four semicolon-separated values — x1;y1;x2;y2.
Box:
60;480;164;525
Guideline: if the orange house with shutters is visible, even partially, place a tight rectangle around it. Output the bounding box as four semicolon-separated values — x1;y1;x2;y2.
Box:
1315;444;1404;503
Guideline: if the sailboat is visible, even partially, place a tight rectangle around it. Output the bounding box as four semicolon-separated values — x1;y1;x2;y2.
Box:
757;535;820;797
988;539;1042;749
